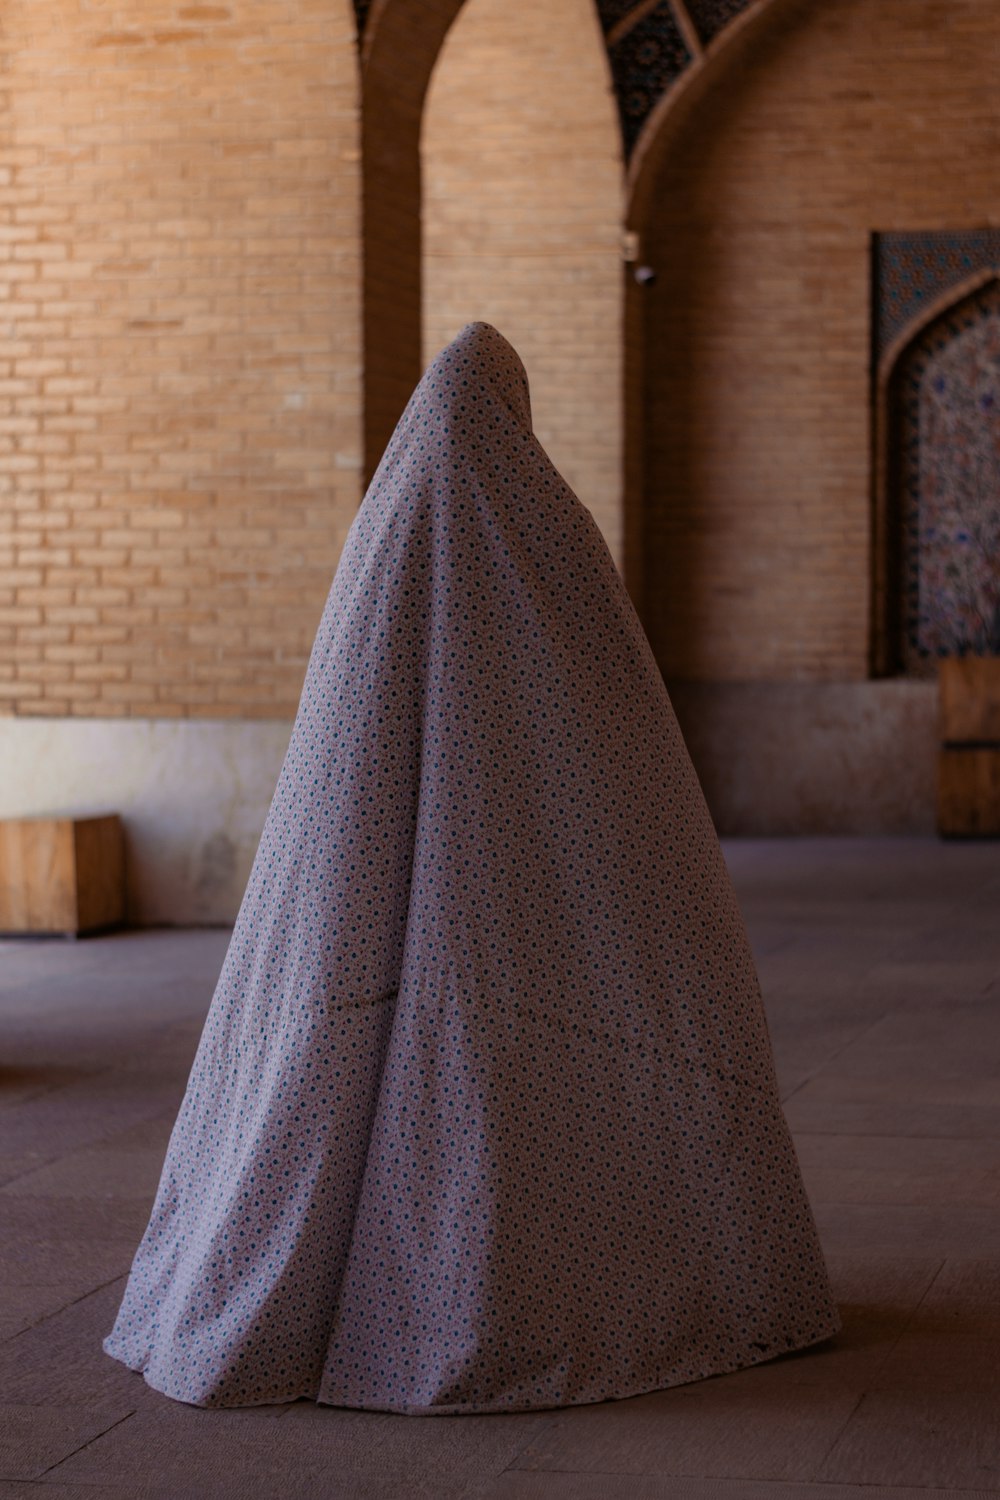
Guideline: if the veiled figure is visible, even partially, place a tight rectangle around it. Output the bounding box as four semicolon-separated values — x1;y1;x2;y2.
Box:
104;322;840;1414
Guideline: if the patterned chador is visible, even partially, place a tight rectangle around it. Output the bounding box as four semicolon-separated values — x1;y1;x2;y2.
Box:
104;322;840;1413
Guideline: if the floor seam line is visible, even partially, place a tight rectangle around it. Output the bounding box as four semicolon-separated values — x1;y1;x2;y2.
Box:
7;1273;127;1344
35;1408;137;1480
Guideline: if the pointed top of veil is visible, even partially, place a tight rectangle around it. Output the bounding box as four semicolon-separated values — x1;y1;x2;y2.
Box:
425;320;533;429
372;323;535;498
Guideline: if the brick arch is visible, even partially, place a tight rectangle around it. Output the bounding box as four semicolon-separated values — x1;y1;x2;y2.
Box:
621;0;785;216
357;0;775;528
421;0;624;566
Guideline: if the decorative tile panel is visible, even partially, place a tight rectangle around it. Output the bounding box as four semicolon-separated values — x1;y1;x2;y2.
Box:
894;281;1000;671
874;228;1000;361
608;3;692;156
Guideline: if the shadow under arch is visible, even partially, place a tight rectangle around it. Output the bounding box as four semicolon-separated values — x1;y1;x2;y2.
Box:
876;270;1000;676
360;0;469;483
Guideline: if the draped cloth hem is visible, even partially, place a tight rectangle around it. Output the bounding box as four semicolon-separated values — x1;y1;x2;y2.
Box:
104;1312;842;1415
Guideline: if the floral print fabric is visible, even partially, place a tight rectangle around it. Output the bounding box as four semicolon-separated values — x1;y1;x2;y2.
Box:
104;322;839;1413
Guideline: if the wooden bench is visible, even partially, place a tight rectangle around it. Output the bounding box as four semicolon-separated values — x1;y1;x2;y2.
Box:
938;660;1000;837
0;814;125;936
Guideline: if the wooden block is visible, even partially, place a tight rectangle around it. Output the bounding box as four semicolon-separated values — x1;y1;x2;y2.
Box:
939;658;1000;745
0;814;124;935
0;818;76;933
937;749;1000;838
73;816;125;934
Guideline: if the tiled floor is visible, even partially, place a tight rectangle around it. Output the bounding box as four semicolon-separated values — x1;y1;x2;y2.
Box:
1;838;999;1500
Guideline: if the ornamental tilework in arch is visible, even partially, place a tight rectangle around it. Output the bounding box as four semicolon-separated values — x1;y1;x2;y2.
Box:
894;281;1000;671
608;3;691;155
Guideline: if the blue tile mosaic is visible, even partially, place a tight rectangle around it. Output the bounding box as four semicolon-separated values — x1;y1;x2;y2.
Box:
608;2;692;155
875;228;1000;361
892;280;1000;670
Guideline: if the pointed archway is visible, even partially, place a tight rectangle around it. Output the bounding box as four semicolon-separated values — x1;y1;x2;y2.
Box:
421;0;625;563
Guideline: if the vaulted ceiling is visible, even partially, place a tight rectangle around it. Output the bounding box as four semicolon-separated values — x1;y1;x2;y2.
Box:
353;0;757;158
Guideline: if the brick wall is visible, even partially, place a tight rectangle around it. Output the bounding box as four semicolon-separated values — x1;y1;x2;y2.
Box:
422;0;625;563
0;0;362;718
5;0;993;721
641;0;1000;681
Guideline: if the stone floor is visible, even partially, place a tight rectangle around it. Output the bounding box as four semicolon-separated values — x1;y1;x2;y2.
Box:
1;838;999;1500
